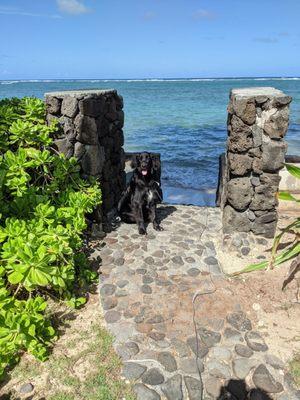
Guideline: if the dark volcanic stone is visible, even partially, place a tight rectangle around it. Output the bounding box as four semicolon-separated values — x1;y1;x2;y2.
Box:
235;344;254;358
116;279;129;288
187;268;200;277
252;364;284;393
241;247;250;256
133;383;161;400
141;285;152;294
227;177;253;211
104;310;121;323
226;311;252;332
198;328;221;347
232;358;258;380
142;368;165;385
122;362;147;380
157;351;177;372
100;284;116;296
19;383;34;394
228;152;253;176
116;341;140;360
204;256;218;265
144;256;155;265
102;297;118;310
143;275;154;284
46;96;61;114
245;331;268;352
171;339;191;358
156;278;172;286
207;359;231;379
228;114;253;153
148;331;165;341
61;96;78;118
136;268;147;275
184;376;203;400
114;257;124;266
224;327;244;343
185;256;196;263
186;336;209;358
161;374;183;400
172;256;184;265
223;205;251;233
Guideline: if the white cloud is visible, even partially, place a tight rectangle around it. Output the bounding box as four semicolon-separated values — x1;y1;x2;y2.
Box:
57;0;90;15
192;9;216;20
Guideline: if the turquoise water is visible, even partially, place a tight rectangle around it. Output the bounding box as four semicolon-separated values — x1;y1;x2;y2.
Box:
1;78;300;205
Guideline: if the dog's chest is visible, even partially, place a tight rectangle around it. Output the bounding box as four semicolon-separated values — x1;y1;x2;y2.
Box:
147;189;154;202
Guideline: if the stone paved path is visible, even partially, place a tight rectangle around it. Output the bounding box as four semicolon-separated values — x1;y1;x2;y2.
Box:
93;205;299;400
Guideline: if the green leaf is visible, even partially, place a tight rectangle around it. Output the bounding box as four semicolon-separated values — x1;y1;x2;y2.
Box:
236;241;300;275
28;324;36;337
29;269;49;286
285;163;300;179
278;191;298;202
8;271;24;284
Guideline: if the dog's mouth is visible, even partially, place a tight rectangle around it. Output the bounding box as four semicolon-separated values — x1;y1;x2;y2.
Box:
141;169;148;176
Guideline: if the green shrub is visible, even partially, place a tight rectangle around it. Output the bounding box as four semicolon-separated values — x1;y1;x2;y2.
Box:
0;97;101;376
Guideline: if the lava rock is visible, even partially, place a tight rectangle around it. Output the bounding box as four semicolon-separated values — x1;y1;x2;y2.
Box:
157;351;177;372
142;368;165;385
161;374;183;400
133;383;161;400
245;331;268;352
19;383;34;394
226;311;252;332
122;362;147;380
198;327;221;347
252;364;284;393
184;376;203;400
235;344;254;358
232;358;259;379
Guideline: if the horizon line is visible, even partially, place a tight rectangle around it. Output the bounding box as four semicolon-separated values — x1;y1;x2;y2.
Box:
1;76;300;82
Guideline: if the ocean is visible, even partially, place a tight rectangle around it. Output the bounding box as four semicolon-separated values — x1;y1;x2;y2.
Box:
1;78;300;206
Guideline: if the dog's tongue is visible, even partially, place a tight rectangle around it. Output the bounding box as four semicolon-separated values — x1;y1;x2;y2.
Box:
142;170;148;176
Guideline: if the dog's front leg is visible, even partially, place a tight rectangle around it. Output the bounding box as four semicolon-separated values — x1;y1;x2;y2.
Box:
132;203;147;235
149;204;163;231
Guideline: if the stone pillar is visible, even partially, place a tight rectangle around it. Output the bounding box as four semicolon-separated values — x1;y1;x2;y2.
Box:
222;87;292;238
44;89;126;220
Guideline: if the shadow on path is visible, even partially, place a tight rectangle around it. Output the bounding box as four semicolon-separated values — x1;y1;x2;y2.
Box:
217;379;273;400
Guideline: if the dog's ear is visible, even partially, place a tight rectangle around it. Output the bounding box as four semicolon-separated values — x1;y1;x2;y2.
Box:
151;154;161;172
131;154;139;169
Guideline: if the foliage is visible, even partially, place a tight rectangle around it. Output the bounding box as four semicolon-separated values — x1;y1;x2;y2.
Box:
237;163;300;275
289;353;300;388
0;97;101;376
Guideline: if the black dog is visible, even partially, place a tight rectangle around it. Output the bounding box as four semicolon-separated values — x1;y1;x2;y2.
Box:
118;152;163;235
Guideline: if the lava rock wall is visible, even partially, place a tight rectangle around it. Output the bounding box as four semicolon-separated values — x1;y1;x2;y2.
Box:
45;89;126;220
222;87;292;238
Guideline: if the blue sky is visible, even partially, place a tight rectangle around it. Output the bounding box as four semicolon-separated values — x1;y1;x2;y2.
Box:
0;0;299;79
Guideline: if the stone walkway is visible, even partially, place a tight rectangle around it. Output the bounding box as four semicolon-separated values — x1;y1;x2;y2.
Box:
92;205;299;400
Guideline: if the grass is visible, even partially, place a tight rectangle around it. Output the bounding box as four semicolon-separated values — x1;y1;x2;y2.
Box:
44;327;136;400
1;296;136;400
289;353;300;388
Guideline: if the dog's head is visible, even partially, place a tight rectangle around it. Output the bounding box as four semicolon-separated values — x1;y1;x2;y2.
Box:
131;152;161;178
131;152;152;177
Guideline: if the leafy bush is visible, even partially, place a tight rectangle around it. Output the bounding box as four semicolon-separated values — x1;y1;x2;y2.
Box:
238;163;300;274
0;97;101;376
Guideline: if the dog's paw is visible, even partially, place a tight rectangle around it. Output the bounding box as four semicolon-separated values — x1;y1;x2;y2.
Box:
139;227;147;235
154;225;164;231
